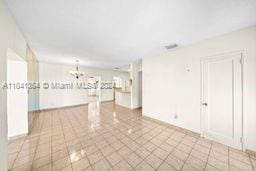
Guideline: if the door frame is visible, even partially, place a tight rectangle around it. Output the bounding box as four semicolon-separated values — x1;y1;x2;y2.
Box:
200;51;244;150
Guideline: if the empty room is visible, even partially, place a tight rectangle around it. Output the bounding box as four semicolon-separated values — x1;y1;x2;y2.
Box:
0;0;256;170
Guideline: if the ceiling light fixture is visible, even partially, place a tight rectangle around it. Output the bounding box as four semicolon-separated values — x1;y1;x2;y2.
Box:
69;60;85;79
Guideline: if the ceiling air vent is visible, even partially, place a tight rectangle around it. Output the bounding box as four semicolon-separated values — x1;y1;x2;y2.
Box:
165;44;178;50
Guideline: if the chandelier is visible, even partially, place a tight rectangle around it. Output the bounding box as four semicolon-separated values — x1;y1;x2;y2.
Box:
69;60;85;79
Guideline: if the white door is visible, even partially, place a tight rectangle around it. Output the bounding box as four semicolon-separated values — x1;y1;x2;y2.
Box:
201;52;243;150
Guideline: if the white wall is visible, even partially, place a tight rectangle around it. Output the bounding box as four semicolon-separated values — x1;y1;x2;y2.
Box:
138;71;142;107
0;0;28;170
131;63;142;109
39;62;129;110
115;92;131;108
143;26;256;151
7;58;28;139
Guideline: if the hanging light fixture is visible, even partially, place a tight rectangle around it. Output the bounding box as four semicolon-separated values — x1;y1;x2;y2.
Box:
69;60;85;79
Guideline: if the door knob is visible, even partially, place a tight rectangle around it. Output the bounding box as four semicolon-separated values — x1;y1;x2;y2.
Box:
201;102;208;106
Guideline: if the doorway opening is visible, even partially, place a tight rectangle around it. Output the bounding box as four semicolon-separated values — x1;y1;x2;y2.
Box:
87;76;101;103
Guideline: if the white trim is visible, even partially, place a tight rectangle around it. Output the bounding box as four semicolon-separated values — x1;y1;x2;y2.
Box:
241;53;245;151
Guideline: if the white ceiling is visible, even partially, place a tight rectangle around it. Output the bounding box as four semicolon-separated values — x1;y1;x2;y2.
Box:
5;0;256;68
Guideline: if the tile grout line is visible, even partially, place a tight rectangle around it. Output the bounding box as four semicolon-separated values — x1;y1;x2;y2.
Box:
228;147;230;171
153;130;181;170
249;156;255;170
177;133;199;170
10;113;45;171
122;118;166;169
124;124;167;169
9;136;26;170
95;109;140;168
203;140;213;170
8;102;254;171
30;111;46;170
137;118;183;169
68;108;93;170
88;106;134;169
50;110;53;171
83;107;158;169
59;109;74;171
74;108;95;169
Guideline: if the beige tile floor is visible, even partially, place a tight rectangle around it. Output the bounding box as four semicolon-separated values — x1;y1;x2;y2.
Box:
8;98;256;171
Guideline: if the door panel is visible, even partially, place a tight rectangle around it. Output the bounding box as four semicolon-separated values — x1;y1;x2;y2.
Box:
201;53;242;149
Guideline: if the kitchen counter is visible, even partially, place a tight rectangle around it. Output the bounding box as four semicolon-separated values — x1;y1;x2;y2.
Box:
115;90;131;108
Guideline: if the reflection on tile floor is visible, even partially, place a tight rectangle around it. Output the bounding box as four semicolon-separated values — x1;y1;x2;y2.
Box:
8;99;256;171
